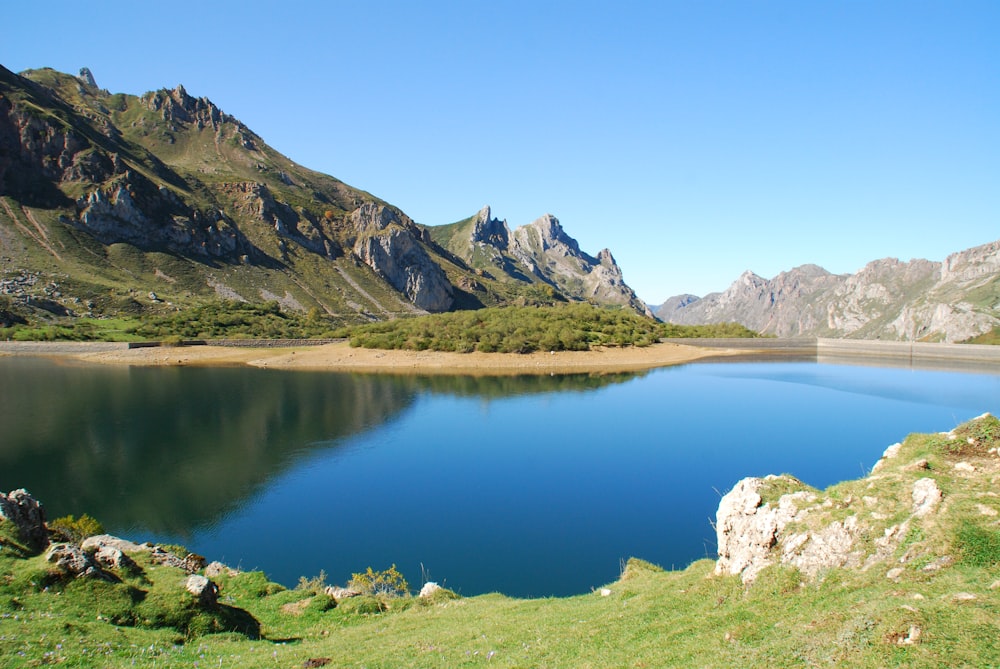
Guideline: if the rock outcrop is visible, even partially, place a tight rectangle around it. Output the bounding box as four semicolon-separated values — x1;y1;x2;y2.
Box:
75;172;252;259
436;206;651;315
185;574;220;607
470;205;510;248
45;542;107;579
351;203;454;312
659;240;1000;342
508;214;651;314
0;488;47;551
714;415;1000;585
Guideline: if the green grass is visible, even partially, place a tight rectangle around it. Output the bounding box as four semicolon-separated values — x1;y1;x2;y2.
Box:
964;326;1000;345
3;415;1000;667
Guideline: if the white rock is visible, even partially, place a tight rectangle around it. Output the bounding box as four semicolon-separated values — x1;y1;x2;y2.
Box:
184;575;219;606
419;581;443;598
911;478;942;517
897;625;922;645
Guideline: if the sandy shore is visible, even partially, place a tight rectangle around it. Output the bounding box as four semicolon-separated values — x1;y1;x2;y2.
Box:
0;340;755;375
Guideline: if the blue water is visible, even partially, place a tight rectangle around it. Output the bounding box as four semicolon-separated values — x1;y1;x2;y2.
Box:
1;357;997;597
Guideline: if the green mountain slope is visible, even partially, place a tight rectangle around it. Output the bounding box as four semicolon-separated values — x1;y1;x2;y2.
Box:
0;66;649;328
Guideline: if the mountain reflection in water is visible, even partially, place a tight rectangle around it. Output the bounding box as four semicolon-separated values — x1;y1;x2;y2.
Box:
1;356;996;597
0;358;637;535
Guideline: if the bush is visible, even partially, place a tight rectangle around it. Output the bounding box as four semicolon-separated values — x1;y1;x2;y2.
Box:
48;514;104;544
296;570;328;594
341;304;762;354
349;564;409;597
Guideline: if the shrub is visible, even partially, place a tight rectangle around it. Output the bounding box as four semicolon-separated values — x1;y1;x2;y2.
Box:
48;514;104;544
341;303;761;354
296;570;328;594
349;564;409;597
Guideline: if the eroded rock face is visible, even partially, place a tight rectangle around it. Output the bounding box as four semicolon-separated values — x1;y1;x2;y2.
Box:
0;488;48;551
76;172;250;260
470;206;510;248
351;203;454;312
507;214;652;315
714;476;817;583
659;240;1000;342
715;455;951;583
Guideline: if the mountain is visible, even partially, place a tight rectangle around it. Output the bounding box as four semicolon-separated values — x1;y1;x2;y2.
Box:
657;241;1000;342
429;206;652;316
0;65;648;325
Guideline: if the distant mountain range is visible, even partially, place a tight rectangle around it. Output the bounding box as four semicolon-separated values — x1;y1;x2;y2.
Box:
655;239;1000;343
0;65;647;325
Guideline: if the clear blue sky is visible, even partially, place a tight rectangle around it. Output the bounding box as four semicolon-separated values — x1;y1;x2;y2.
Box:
4;1;998;303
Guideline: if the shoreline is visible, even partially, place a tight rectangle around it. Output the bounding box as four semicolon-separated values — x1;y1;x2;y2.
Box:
0;340;753;375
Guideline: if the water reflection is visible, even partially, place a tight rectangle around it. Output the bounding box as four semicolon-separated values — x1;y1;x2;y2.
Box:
0;358;638;535
2;356;996;597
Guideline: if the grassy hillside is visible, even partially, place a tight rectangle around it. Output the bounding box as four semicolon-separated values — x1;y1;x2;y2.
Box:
2;415;999;667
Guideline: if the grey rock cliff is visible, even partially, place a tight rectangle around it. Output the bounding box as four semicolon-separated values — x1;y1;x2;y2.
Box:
351;203;454;312
470;205;510;248
507;213;652;315
659;240;1000;342
0;488;47;551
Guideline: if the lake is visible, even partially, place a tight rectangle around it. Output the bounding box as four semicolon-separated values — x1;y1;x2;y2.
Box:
1;354;998;597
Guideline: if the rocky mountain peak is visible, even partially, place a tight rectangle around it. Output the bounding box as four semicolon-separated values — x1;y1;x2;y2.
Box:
523;214;581;254
941;239;1000;283
77;67;97;89
659;239;1000;342
351;202;401;235
470;205;509;247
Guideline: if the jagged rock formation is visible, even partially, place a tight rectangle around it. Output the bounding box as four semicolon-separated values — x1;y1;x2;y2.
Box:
658;242;1000;342
0;65;643;322
0;488;47;551
431;206;652;316
715;413;998;585
351;203;453;312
